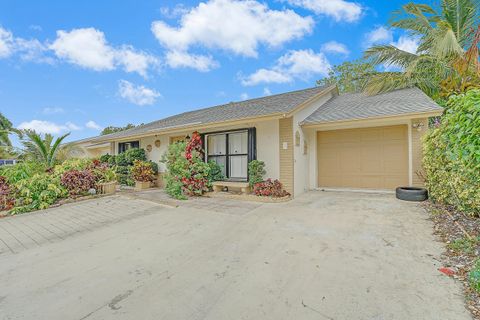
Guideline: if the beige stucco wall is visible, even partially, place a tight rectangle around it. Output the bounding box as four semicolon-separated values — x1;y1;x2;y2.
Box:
292;91;334;196
411;117;428;186
279;117;294;195
134;119;280;179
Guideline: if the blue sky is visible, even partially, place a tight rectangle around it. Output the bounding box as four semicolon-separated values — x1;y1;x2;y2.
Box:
0;0;422;144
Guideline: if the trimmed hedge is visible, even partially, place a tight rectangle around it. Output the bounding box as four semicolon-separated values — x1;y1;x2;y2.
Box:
423;89;480;215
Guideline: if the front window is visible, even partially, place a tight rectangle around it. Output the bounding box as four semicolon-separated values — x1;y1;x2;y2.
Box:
205;129;255;181
118;141;139;153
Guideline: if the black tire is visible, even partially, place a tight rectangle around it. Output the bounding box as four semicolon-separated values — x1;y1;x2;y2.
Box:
396;187;428;202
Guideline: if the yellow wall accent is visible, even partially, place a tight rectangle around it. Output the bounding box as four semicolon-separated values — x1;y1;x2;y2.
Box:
279;117;294;195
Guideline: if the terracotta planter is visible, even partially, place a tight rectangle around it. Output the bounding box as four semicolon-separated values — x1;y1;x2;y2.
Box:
135;180;151;191
98;181;117;195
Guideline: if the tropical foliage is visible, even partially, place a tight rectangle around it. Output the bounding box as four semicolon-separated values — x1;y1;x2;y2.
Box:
21;130;70;167
101;123;137;136
0;112;15;147
423;89;480;215
253;179;290;198
130;160;156;182
364;0;480;99
60;169;96;196
248;160;266;188
317;60;378;93
162;132;212;199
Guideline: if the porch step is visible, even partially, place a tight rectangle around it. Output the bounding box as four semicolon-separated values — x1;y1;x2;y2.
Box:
212;181;250;194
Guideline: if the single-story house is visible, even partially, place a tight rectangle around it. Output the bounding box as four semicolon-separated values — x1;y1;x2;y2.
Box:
75;85;443;197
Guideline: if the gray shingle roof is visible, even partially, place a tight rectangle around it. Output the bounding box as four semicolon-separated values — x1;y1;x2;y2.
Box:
301;87;443;125
85;85;331;143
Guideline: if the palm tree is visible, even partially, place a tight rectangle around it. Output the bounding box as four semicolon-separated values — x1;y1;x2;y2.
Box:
21;130;70;167
364;0;479;97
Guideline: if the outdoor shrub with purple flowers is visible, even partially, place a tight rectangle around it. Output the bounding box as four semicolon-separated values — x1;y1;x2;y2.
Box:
60;169;96;196
253;179;290;197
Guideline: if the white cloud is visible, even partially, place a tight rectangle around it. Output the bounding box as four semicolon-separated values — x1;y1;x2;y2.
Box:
165;50;218;72
118;80;161;106
241;69;292;86
42;107;64;114
86;120;102;130
0;27;14;58
242;49;331;86
263;87;272;96
363;26;393;48
18;120;81;134
285;0;363;22
152;0;314;70
391;35;419;54
321;41;349;55
49;28;158;76
240;93;249;100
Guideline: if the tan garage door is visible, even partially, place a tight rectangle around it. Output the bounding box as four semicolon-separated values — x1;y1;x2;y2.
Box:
317;125;408;189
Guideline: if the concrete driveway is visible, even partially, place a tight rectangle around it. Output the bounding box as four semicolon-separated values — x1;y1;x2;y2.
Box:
0;191;469;320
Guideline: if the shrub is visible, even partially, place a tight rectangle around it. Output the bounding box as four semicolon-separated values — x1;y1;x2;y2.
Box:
469;259;480;293
0;161;46;184
423;89;480;215
162;132;210;199
0;176;14;211
248;160;266;188
253;179;290;197
124;148;147;165
162;141;189;199
207;161;224;182
11;173;68;214
60;169;96;196
53;158;93;177
149;161;159;174
89;160;116;183
99;153;115;165
130;160;156;182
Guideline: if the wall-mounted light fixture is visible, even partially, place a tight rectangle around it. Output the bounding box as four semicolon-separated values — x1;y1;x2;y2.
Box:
412;121;425;131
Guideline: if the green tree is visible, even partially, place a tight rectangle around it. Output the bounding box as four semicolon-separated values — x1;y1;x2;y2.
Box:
364;0;479;98
101;123;137;135
0;112;15;147
317;60;377;93
21;130;70;167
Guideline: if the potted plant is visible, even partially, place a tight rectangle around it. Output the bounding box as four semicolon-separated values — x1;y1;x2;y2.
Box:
97;168;117;194
131;160;156;190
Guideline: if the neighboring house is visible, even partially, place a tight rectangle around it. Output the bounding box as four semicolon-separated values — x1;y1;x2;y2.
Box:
74;85;443;197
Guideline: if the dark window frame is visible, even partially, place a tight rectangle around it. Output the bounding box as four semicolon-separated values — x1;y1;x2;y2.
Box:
118;140;140;153
203;128;256;182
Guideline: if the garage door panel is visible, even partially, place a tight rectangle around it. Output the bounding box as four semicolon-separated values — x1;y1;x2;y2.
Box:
317;125;408;190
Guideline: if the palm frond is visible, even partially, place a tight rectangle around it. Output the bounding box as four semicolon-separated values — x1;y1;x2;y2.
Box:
442;0;478;46
364;45;418;69
23;130;49;164
48;133;70;167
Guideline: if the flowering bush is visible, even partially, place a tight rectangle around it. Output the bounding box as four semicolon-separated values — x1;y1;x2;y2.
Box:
130;160;156;182
162;132;211;199
0;176;14;211
60;169;96;196
253;179;290;198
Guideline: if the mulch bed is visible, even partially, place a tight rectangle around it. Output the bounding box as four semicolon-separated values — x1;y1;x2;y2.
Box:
423;202;480;319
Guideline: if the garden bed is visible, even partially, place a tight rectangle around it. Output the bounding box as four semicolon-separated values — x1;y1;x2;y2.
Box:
424;202;480;319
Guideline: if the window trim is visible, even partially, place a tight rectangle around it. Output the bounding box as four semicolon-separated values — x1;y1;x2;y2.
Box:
118;140;140;154
204;128;256;182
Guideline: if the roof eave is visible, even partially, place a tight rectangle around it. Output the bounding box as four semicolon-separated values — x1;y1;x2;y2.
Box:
300;109;444;128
